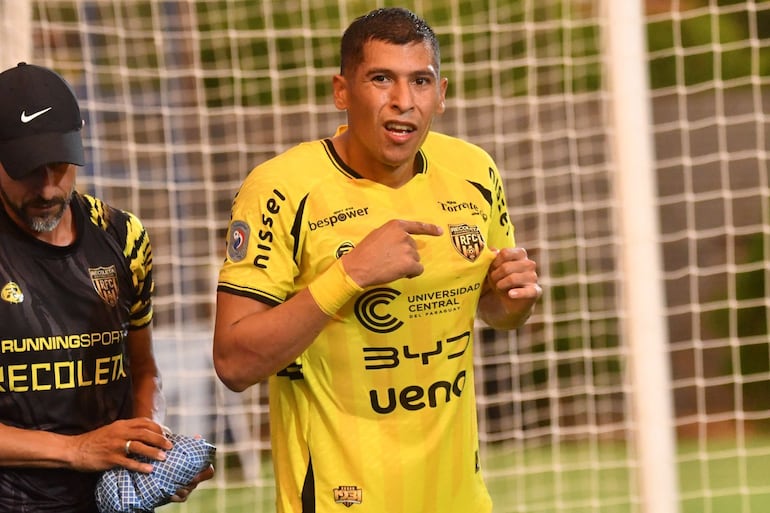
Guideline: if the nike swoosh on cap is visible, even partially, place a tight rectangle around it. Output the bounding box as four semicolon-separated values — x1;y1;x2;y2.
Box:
20;107;53;123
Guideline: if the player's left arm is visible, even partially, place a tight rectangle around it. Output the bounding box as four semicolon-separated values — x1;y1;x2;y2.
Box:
127;325;163;421
121;209;161;420
478;247;542;330
474;153;541;330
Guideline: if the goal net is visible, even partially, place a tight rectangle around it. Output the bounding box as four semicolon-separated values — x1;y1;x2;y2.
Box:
3;0;769;512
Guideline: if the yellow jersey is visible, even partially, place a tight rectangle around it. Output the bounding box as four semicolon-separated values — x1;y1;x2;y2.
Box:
218;128;514;512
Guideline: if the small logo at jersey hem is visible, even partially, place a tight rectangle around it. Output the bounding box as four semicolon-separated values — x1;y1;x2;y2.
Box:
333;485;362;507
1;281;24;304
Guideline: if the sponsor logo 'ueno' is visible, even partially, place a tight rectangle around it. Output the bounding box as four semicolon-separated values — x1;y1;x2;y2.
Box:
369;370;467;414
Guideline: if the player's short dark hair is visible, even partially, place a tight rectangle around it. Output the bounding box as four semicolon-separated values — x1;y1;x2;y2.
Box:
339;7;440;75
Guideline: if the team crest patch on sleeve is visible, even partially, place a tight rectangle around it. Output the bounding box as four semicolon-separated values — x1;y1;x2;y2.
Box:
227;220;250;262
89;266;119;307
449;224;485;262
333;485;363;507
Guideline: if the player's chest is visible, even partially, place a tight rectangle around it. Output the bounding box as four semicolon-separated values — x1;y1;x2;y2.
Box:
0;230;132;333
300;178;493;281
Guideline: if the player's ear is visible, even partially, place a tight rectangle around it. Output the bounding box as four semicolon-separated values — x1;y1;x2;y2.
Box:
332;74;348;111
436;77;448;114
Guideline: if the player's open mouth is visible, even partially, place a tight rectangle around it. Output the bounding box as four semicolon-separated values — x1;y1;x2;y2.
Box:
385;122;415;134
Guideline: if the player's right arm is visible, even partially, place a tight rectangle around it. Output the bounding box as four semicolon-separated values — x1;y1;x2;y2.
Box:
0;418;171;473
213;219;442;391
213;288;329;392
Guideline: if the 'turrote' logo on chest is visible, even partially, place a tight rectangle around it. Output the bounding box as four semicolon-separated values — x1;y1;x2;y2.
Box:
449;224;485;262
89;265;119;307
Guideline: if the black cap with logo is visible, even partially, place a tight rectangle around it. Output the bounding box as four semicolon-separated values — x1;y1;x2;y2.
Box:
0;62;85;179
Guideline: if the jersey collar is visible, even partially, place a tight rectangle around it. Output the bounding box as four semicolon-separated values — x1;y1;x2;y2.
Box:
321;138;427;180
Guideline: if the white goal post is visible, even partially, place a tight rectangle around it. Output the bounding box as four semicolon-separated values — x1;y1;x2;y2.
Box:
0;0;31;67
3;1;770;512
604;2;678;513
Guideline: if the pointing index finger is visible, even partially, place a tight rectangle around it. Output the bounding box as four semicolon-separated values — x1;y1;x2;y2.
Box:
399;220;443;236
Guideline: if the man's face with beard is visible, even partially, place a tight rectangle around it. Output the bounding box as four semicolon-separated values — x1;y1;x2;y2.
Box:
0;162;76;235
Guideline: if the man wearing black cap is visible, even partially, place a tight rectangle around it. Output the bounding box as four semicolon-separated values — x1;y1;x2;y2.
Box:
0;63;212;512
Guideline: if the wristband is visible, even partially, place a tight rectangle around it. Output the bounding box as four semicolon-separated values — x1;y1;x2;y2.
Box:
308;258;364;316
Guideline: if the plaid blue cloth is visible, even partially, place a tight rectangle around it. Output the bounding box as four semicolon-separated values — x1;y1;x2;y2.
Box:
95;433;215;513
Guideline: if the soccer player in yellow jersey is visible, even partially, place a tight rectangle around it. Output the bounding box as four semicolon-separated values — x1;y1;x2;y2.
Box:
214;7;541;512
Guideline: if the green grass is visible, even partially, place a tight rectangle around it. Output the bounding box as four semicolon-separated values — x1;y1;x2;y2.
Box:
166;437;770;513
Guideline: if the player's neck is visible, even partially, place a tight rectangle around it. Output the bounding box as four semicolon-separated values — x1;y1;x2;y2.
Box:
331;136;418;188
362;163;416;188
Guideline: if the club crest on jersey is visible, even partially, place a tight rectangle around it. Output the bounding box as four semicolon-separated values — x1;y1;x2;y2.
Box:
227;220;250;262
333;485;362;507
449;223;485;262
89;266;119;307
1;281;24;304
